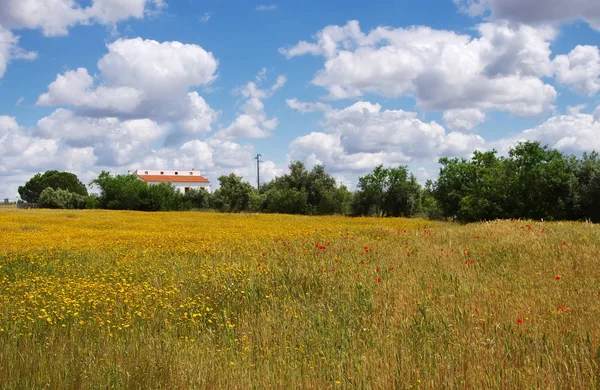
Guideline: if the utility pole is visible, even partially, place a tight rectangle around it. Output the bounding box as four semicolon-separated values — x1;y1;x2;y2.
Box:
254;153;262;191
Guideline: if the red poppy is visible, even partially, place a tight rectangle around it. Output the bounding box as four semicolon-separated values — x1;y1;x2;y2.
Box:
517;318;523;324
555;275;561;281
377;278;382;283
562;241;567;246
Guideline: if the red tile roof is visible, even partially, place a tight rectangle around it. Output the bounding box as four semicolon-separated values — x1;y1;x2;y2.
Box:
137;174;210;183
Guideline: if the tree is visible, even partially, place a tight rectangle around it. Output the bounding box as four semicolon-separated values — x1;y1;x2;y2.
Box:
260;162;350;215
353;165;422;217
19;170;88;203
90;171;187;211
184;188;213;209
432;142;582;222
91;171;147;210
504;142;575;221
38;188;86;209
213;174;255;212
570;152;600;222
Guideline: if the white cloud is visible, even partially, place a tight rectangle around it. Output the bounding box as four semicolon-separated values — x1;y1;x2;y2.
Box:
491;112;600;155
281;20;557;123
286;98;330;113
0;110;279;197
567;104;587;115
288;101;484;173
0;0;166;37
37;67;144;114
594;105;600;122
553;45;600;96
256;4;277;11
97;38;217;96
37;38;219;135
454;0;600;31
443;109;486;132
35;109;168;166
0;115;20;138
0;114;96;176
0;26;37;79
215;71;286;140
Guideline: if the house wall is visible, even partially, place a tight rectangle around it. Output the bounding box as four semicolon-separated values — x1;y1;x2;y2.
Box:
146;181;211;193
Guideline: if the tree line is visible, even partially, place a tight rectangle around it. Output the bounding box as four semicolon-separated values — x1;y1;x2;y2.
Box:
17;141;600;223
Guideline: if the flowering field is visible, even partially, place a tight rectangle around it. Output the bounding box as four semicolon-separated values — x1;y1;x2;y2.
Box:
0;209;599;388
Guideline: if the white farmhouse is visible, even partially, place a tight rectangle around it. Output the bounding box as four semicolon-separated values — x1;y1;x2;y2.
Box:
133;169;211;193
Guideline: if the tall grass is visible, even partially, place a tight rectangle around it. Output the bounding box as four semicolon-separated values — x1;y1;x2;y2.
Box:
0;209;599;388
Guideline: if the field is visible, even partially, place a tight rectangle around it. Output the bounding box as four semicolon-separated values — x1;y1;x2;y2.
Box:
0;209;599;389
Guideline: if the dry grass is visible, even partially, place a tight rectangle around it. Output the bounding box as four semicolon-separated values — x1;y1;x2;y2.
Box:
0;209;599;389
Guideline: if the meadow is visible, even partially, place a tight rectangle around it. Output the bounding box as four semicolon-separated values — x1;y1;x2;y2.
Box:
0;209;599;389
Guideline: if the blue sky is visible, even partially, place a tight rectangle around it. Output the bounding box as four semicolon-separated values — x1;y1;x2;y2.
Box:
1;0;600;199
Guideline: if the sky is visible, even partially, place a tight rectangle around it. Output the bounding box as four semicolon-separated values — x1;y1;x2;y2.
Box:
1;0;600;199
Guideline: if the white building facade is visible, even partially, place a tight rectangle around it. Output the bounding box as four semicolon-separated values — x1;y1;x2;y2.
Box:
134;169;211;193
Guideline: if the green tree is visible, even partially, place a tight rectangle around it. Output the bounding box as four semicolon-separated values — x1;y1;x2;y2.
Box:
91;171;147;210
353;165;422;217
38;188;86;209
570;152;600;222
260;162;349;215
504;142;575;220
19;170;88;203
213;174;255;212
183;188;213;209
90;171;188;211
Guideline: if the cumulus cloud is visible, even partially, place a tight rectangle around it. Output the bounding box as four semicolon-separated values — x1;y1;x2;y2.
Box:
454;0;600;31
491;112;600;155
553;45;600;96
443;109;487;132
35;109;169;166
37;67;144;114
0;111;279;198
0;115;20;138
97;38;217;96
37;38;219;135
0;114;96;177
567;104;587;115
288;101;484;173
0;26;37;79
281;20;557;125
215;71;286;140
0;0;166;37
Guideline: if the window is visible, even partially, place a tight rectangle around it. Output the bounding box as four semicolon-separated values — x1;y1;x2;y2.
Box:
184;187;190;193
175;171;178;175
160;171;164;175
190;172;193;175
144;171;148;174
